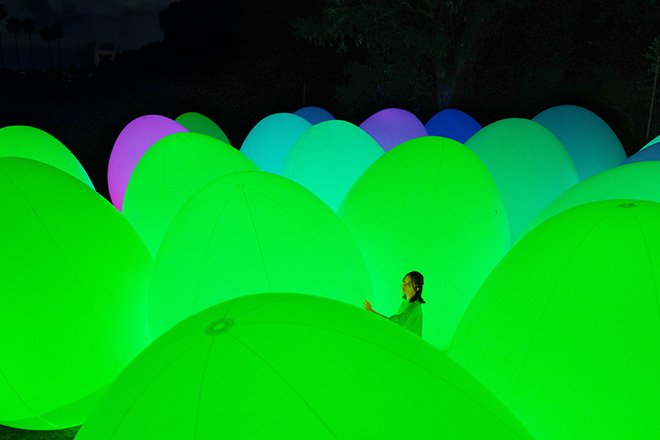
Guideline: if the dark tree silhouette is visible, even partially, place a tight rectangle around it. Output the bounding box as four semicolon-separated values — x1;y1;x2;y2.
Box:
0;4;6;69
50;22;64;69
6;16;21;70
646;36;660;143
40;24;55;70
22;17;36;72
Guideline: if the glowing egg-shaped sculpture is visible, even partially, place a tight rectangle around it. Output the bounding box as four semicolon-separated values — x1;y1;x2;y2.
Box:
338;136;509;349
75;293;534;440
449;199;660;440
280;120;383;211
620;141;660;165
359;108;428;152
0;125;94;188
122;132;260;257
148;170;374;338
639;133;660;151
240;113;311;173
520;161;660;240
174;112;230;144
107;115;188;211
425;109;482;143
465;118;579;242
0;158;152;430
293;105;335;125
532;105;625;180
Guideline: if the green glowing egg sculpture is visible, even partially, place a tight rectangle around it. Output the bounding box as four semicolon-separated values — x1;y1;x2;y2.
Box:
0;158;152;430
338;136;510;349
449;199;660;440
465;118;579;242
520;161;660;240
280;120;383;211
122;132;259;257
75;293;534;440
239;113;312;173
148;170;374;338
0;125;94;188
532;105;625;180
175;112;230;144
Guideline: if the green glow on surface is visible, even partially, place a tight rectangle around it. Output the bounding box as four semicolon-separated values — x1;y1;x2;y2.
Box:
280;120;383;211
0;158;152;430
75;293;534;440
448;199;660;440
0;125;94;189
148;170;374;338
532;105;626;181
520;161;660;241
122;132;259;257
338;136;510;349
239;113;312;174
174;112;230;145
465;118;579;242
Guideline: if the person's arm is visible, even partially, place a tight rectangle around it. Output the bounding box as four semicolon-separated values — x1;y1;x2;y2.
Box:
363;300;388;318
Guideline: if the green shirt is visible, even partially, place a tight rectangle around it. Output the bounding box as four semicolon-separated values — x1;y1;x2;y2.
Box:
389;299;423;337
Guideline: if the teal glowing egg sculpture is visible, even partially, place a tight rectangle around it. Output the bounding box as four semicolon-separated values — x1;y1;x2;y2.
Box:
239;113;312;173
148;170;374;338
338;136;510;349
520;161;660;240
280;120;383;211
639;133;660;151
621;141;660;165
359;108;428;152
425;109;482;144
449;199;660;440
532;105;626;180
293;106;335;125
0;125;94;188
0;158;152;430
122;132;260;257
75;293;534;440
465;118;579;242
107;115;188;211
174;112;230;144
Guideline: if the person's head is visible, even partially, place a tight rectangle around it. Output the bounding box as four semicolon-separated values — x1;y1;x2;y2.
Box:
401;271;425;303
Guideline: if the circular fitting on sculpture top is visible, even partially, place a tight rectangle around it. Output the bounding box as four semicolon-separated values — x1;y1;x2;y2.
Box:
205;318;235;336
237;183;245;189
617;202;637;208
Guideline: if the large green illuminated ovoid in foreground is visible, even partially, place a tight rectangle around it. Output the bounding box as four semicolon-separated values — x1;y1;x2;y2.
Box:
449;199;660;440
0;158;152;430
75;293;534;440
338;136;510;349
122;132;259;257
0;125;94;188
148;170;374;338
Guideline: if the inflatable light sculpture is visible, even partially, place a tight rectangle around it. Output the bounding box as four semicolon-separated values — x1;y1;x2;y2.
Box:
532;105;626;180
425;109;482;144
107;115;188;211
520;161;660;240
280;120;383;211
338;136;510;349
148;170;374;338
122;132;260;257
449;199;660;440
75;293;534;440
175;112;230;144
359;108;428;152
465;118;579;242
240;113;311;174
639;133;660;151
0;158;152;430
620;141;660;165
293;105;335;125
0;125;94;188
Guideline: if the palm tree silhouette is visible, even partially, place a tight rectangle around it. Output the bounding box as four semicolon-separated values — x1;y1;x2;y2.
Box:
50;23;64;70
22;17;35;72
6;16;21;70
0;4;7;69
40;24;55;70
